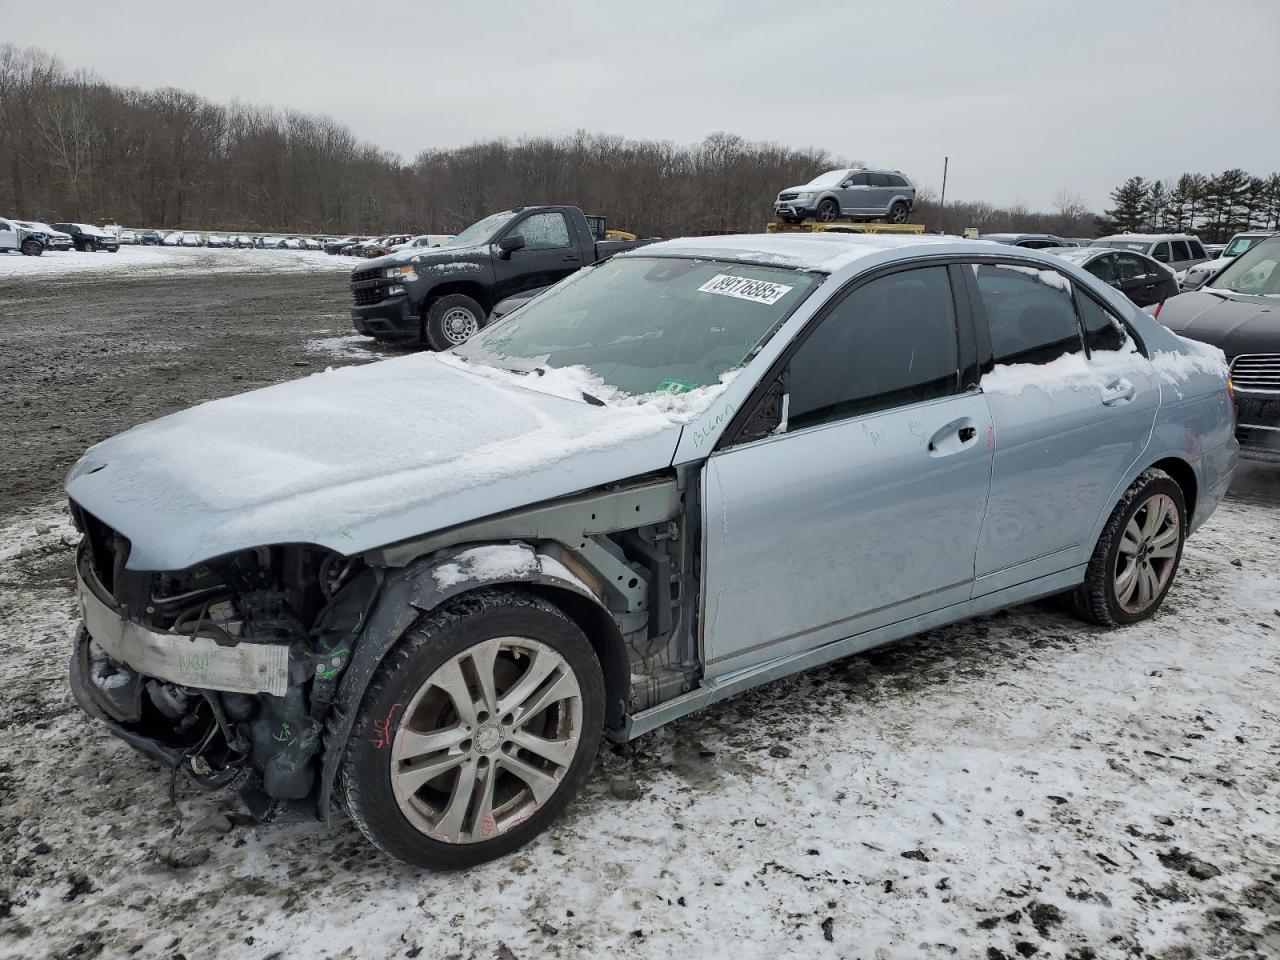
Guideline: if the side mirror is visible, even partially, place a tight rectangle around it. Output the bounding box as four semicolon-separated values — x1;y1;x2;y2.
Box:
497;235;525;258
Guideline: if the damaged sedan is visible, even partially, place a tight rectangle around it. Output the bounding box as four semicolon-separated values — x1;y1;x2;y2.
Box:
67;233;1238;868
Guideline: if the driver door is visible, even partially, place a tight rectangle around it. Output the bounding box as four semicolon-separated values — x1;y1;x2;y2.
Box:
701;264;992;679
492;211;581;303
836;172;870;216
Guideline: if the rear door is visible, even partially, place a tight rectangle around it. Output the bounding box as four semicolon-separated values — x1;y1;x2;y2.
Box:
702;263;993;678
491;211;580;303
1114;253;1165;307
865;172;894;213
967;260;1157;594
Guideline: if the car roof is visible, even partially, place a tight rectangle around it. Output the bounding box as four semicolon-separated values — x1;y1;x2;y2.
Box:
621;232;996;273
1095;233;1199;242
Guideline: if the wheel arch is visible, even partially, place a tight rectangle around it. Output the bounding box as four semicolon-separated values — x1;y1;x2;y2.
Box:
317;540;628;822
421;280;493;315
1148;455;1198;526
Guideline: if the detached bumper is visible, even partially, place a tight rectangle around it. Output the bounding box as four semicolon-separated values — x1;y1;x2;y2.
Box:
351;293;418;339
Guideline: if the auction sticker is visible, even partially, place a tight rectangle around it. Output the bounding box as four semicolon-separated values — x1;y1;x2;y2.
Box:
697;274;793;305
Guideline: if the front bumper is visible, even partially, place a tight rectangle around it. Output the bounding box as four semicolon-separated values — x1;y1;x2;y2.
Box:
1235;391;1280;460
351;292;417;339
774;201;816;218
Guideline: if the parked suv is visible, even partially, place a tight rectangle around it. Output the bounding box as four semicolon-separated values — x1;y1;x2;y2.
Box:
0;217;45;256
15;220;74;252
1092;234;1208;273
68;233;1236;869
51;223;120;252
775;168;915;224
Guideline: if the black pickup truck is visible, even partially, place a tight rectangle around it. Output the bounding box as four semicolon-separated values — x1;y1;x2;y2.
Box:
350;205;652;349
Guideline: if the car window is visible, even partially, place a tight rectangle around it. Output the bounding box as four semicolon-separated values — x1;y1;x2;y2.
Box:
786;266;959;431
1171;240;1192;261
974;263;1082;366
1019;240;1054;249
511;212;570;250
0;220;11;231
843;172;868;187
1085;254;1118;283
1209;236;1280;295
1151;242;1172;263
1075;288;1132;354
888;174;910;187
1223;236;1258;257
866;173;890;187
1188;240;1206;259
1115;254;1152;281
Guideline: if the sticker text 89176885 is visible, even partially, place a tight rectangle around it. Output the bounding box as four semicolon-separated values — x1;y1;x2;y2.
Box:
697;274;794;306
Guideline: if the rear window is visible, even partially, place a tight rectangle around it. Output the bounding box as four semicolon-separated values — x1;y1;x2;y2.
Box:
1171;241;1193;261
974;264;1082;366
888;174;910;187
866;173;890;187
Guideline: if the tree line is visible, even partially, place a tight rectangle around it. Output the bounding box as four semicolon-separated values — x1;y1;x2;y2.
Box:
1100;171;1280;242
0;43;1140;241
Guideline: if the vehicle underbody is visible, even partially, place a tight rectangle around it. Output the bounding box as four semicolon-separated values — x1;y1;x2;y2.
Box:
69;470;699;823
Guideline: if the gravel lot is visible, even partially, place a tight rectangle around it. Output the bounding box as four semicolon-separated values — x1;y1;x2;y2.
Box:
0;256;1277;960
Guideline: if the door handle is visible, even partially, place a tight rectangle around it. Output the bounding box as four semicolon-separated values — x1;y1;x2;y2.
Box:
562;254;581;263
927;418;979;455
1101;377;1136;405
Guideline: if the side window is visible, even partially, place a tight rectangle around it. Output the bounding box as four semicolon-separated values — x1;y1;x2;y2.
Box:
1019;239;1053;249
1115;254;1149;281
787;266;959;431
0;220;11;231
1075;288;1132;354
1171;240;1193;262
1188;240;1206;259
1151;242;1172;263
1086;254;1118;283
866;172;891;187
888;174;910;187
511;212;570;250
843;172;868;187
974;263;1082;366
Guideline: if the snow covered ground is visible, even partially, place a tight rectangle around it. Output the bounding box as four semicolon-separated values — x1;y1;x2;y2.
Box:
0;245;361;279
0;485;1277;960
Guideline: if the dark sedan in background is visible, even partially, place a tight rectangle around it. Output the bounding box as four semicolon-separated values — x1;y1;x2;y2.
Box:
1051;246;1179;308
1157;234;1280;460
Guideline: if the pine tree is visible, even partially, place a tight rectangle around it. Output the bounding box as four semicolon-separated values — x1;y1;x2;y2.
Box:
1105;176;1150;232
1147;180;1168;231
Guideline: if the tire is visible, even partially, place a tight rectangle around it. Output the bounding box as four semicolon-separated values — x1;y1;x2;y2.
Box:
85;240;97;253
338;588;605;869
888;201;910;224
816;199;840;222
424;294;485;351
1071;469;1186;626
20;239;42;257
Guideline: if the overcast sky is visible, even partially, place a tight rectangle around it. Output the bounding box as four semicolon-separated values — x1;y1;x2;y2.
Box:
6;0;1279;211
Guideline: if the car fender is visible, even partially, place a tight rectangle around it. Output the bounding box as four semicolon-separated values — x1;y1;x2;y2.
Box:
316;540;625;822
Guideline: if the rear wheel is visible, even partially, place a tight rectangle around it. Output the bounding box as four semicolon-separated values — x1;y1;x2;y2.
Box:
424;294;485;351
816;199;840;222
888;201;910;224
339;589;605;869
20;239;42;257
1071;469;1186;626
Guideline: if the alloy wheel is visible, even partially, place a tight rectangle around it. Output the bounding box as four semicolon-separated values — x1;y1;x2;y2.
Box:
390;636;583;844
817;201;839;222
1114;493;1180;614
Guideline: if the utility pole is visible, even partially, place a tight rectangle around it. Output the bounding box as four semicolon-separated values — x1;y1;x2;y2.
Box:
939;156;949;232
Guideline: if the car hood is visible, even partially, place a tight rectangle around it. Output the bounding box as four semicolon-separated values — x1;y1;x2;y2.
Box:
778;185;813;195
66;353;685;570
365;243;491;272
1157;290;1280;358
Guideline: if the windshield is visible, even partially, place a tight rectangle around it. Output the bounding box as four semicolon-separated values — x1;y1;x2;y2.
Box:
805;169;852;189
446;211;517;248
1223;235;1264;257
1050;248;1093;263
452;256;820;397
1207;236;1280;296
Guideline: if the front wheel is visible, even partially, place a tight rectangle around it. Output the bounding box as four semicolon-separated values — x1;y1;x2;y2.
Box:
424;293;485;351
1072;469;1186;626
816;199;840;222
84;240;97;253
20;239;42;257
339;589;606;869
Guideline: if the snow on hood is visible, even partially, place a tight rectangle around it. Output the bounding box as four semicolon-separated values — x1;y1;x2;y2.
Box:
66;353;686;570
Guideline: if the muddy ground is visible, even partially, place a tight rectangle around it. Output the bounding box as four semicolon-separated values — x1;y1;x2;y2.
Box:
0;269;400;520
1;263;1278;960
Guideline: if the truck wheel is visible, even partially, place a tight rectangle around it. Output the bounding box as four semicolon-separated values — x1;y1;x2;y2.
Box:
816;199;840;222
1071;469;1186;627
424;294;485;351
85;240;97;253
888;201;910;224
21;239;43;257
338;589;606;869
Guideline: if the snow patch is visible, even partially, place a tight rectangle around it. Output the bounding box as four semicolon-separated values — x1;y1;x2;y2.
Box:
432;544;537;589
980;349;1138;397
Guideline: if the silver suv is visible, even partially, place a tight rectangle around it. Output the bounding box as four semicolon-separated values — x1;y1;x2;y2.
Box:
775;168;915;224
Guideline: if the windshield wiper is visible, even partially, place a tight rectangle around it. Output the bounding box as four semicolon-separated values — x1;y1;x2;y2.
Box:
581;391;606;406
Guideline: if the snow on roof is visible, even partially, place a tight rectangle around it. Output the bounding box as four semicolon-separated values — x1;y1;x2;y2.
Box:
621;232;958;273
1094;233;1198;242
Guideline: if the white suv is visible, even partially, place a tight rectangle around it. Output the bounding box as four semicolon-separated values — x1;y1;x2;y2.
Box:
1092;233;1209;273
